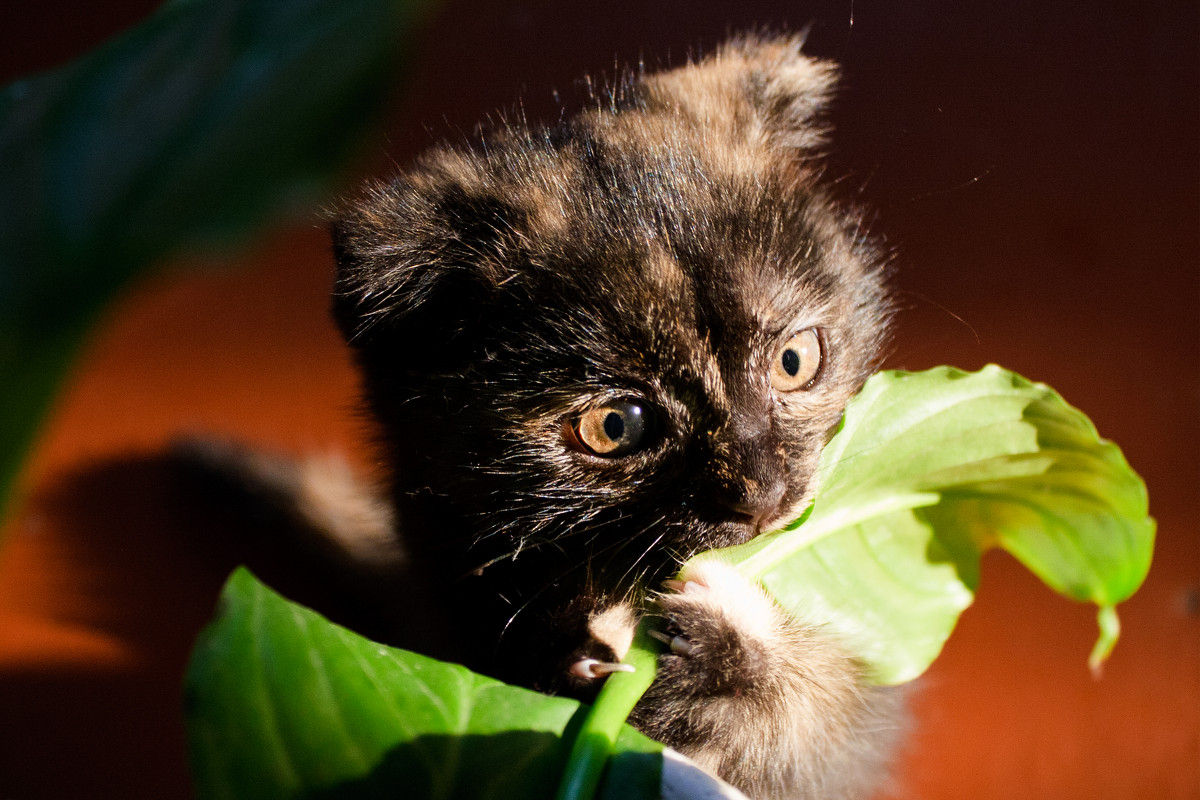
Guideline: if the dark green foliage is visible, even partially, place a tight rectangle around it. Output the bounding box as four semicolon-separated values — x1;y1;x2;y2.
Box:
0;0;431;520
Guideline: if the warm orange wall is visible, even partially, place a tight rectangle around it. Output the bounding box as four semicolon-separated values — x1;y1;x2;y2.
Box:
1;2;1196;798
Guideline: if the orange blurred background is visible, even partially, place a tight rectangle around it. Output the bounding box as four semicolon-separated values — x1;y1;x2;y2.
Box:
1;1;1196;798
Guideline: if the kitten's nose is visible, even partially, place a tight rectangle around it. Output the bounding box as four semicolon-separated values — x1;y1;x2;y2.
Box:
718;476;786;532
708;430;786;535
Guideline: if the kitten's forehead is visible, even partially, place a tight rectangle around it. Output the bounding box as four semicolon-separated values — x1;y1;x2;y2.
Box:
529;236;838;422
472;120;861;415
534;142;844;340
639;246;732;410
332;46;888;412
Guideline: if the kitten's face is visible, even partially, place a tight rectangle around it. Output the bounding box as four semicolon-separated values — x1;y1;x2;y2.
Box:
332;40;889;690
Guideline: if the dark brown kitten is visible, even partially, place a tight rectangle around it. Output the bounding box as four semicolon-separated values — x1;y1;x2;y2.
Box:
295;35;901;799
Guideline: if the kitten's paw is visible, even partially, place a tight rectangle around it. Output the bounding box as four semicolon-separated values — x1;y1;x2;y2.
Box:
562;602;640;687
652;559;790;696
636;560;909;800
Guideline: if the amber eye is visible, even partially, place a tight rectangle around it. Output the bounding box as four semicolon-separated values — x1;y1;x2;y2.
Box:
573;401;649;457
770;328;823;391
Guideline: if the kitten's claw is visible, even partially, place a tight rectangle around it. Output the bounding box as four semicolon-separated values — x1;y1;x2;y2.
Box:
669;635;695;656
569;657;636;680
651;577;713;657
648;628;695;656
593;660;636;676
648;629;673;646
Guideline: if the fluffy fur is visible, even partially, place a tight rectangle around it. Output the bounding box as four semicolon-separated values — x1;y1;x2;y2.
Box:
636;560;904;799
233;35;906;799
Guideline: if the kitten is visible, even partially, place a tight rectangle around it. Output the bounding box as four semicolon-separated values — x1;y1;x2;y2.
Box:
206;34;905;800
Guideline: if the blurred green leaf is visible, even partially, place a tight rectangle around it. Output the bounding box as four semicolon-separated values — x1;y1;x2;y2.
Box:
185;568;663;800
0;0;433;521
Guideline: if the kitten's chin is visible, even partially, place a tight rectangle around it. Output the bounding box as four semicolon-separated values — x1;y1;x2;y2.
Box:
704;520;762;550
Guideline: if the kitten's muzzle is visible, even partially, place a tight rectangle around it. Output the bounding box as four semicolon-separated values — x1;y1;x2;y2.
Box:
718;478;785;536
707;434;787;539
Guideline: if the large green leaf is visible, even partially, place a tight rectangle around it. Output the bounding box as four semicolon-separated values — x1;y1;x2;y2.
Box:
0;0;431;522
693;365;1155;684
185;568;663;800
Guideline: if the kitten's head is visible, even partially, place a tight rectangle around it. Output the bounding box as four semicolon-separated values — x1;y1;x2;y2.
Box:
331;36;890;688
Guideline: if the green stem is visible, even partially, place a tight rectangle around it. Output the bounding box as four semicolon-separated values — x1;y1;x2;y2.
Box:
729;490;942;581
555;618;664;800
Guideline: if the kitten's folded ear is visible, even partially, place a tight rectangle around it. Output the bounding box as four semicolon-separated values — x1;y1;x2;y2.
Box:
639;34;837;155
330;168;521;371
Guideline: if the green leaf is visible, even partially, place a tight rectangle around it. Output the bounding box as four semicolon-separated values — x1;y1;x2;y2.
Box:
693;365;1154;685
0;0;432;522
185;568;663;800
